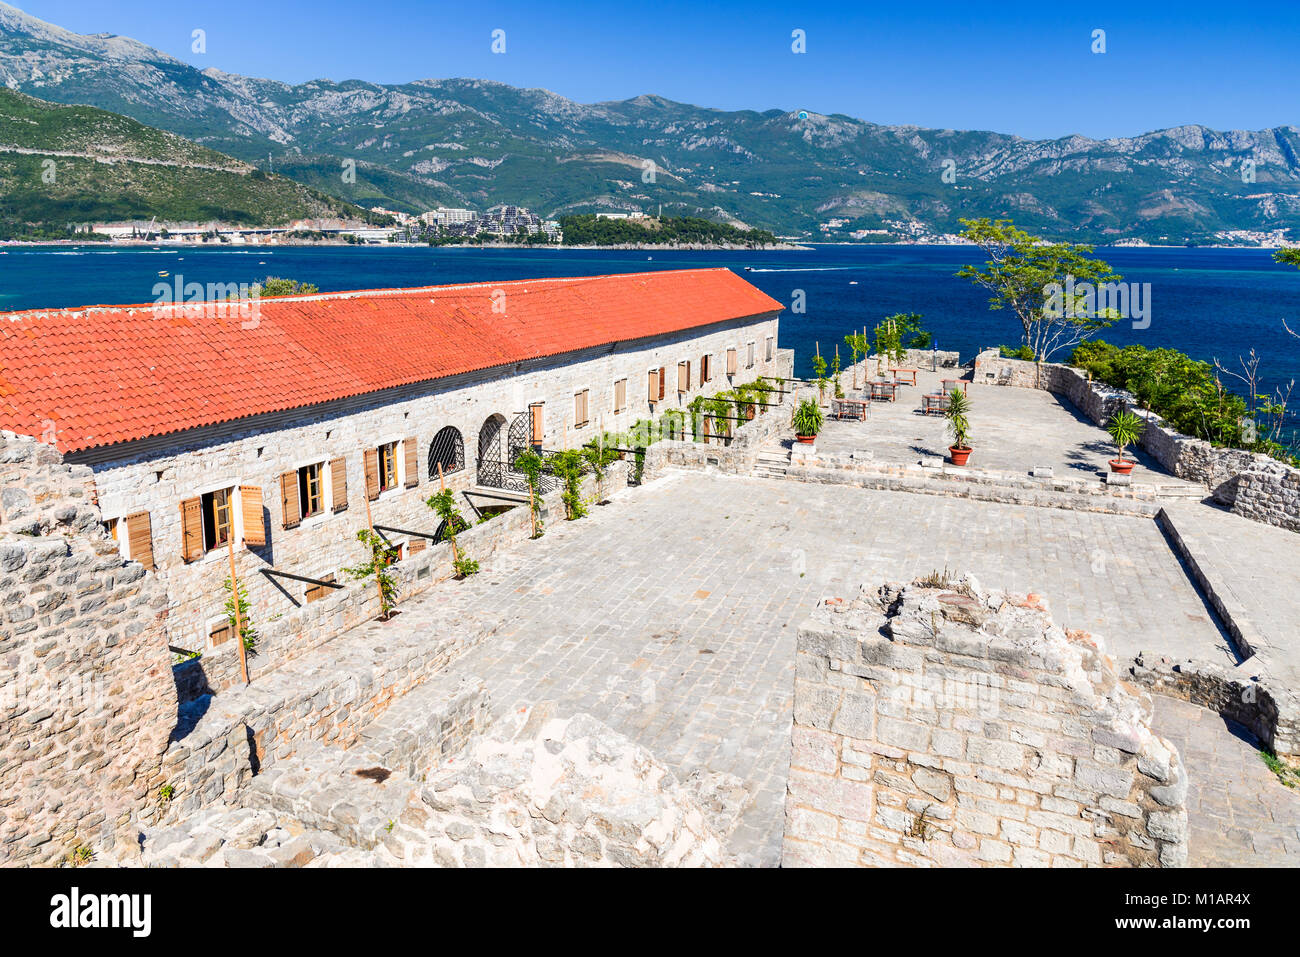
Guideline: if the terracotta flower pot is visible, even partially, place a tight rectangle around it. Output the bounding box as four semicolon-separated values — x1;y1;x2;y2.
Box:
1109;458;1135;475
796;435;816;445
949;446;972;466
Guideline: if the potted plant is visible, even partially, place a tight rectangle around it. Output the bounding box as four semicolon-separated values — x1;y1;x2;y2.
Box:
1106;409;1145;475
792;398;824;444
945;388;973;465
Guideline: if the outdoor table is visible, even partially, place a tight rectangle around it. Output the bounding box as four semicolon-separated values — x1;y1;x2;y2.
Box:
941;378;968;394
832;398;869;421
922;393;950;415
891;368;918;386
869;380;900;402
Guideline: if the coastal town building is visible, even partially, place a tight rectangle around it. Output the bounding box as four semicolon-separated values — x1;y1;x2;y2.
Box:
0;268;787;676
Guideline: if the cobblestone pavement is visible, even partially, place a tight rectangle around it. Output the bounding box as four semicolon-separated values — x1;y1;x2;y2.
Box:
391;471;1234;865
1160;503;1300;687
1150;696;1300;866
815;368;1199;488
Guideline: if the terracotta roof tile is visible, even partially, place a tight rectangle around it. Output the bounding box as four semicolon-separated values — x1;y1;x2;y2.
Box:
0;268;781;453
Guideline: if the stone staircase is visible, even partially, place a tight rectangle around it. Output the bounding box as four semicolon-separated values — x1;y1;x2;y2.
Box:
753;444;791;479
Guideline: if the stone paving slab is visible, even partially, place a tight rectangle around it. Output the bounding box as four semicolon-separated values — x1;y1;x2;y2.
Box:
404;471;1235;864
1150;696;1300;867
1158;503;1300;689
817;369;1199;488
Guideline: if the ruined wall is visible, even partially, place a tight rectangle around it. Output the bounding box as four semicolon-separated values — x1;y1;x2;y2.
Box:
973;350;1300;532
0;431;177;865
784;575;1189;868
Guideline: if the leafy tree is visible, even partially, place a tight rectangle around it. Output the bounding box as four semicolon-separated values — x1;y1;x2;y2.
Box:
222;576;257;654
256;276;320;297
426;489;478;577
957;218;1120;362
1275;248;1300;269
344;528;399;619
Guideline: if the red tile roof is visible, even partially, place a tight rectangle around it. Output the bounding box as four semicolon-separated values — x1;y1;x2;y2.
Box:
0;268;781;454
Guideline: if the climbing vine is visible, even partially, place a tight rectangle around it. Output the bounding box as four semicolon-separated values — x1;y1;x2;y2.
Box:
344;528;400;619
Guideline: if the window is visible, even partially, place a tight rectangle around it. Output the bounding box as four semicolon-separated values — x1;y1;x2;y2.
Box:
747;341;755;369
614;378;627;413
765;336;774;361
428;427;465;479
104;517;119;544
648;369;660;403
678;360;691;393
657;366;666;400
201;488;234;552
701;354;712;383
183;488;255;560
209;619;233;648
727;347;738;376
378;441;399;492
574;389;590;428
330;457;348;512
298;462;324;519
305;573;337;603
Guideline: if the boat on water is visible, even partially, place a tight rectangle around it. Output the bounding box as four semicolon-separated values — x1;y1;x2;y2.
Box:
157;270;169;278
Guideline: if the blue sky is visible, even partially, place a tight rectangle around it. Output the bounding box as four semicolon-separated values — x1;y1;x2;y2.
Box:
19;0;1298;139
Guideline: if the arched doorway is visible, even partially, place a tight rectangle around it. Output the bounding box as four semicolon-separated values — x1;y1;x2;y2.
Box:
476;414;508;487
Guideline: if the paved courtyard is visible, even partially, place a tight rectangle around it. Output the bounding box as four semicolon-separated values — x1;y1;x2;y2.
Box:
388;471;1251;865
813;368;1200;488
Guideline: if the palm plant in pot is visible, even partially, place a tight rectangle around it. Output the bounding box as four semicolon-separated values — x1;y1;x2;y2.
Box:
792;398;824;445
945;388;973;465
1106;409;1145;475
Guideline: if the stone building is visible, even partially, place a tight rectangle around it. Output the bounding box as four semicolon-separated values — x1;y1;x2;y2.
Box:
0;268;788;686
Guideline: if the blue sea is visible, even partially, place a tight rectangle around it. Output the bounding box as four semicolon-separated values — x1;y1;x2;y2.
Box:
3;242;1298;411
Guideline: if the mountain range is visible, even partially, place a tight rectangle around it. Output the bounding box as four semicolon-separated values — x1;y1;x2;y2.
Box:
1;1;1298;243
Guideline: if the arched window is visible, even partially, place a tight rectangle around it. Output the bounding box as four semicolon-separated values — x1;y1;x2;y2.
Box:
428;426;465;479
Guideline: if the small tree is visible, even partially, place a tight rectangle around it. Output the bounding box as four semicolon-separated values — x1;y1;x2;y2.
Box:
582;436;620;503
945;389;972;451
344;528;399;619
515;449;546;537
1107;409;1146;465
426;488;478;577
956;218;1120;362
255;277;319;297
831;348;844;398
545;449;589;520
811;353;829;402
222;576;257;654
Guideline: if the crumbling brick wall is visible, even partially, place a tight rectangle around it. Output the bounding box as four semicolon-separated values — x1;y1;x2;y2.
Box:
784;574;1189;867
0;431;177;865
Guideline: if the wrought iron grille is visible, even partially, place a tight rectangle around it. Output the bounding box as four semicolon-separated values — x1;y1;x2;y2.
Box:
428;426;465;479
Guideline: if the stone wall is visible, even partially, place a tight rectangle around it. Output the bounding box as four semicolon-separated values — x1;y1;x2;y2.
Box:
183;462;625;695
784;575;1189;868
973;350;1300;532
641;387;792;479
0;431;178;865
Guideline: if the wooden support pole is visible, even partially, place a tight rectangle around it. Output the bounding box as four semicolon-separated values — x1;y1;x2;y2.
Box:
226;535;249;686
438;462;458;564
363;482;387;619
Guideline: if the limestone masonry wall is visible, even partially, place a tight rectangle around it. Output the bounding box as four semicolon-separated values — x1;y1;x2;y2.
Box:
973;350;1300;533
0;431;178;865
784;575;1189;868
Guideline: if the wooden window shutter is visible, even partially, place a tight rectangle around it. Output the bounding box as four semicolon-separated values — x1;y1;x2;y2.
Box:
748;342;755;368
408;537;426;555
364;448;380;500
678;361;689;393
530;403;544;446
702;354;710;382
658;367;666;400
648;369;659;402
280;471;301;529
574;391;583;426
179;497;203;563
330;457;348;511
209;622;232;647
240;486;266;547
403;437;419;488
615;379;626;412
580;390;589;425
727;348;738;375
125;511;154;570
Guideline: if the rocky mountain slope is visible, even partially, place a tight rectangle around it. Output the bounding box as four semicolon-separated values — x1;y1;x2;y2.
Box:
0;85;377;231
2;1;1297;241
